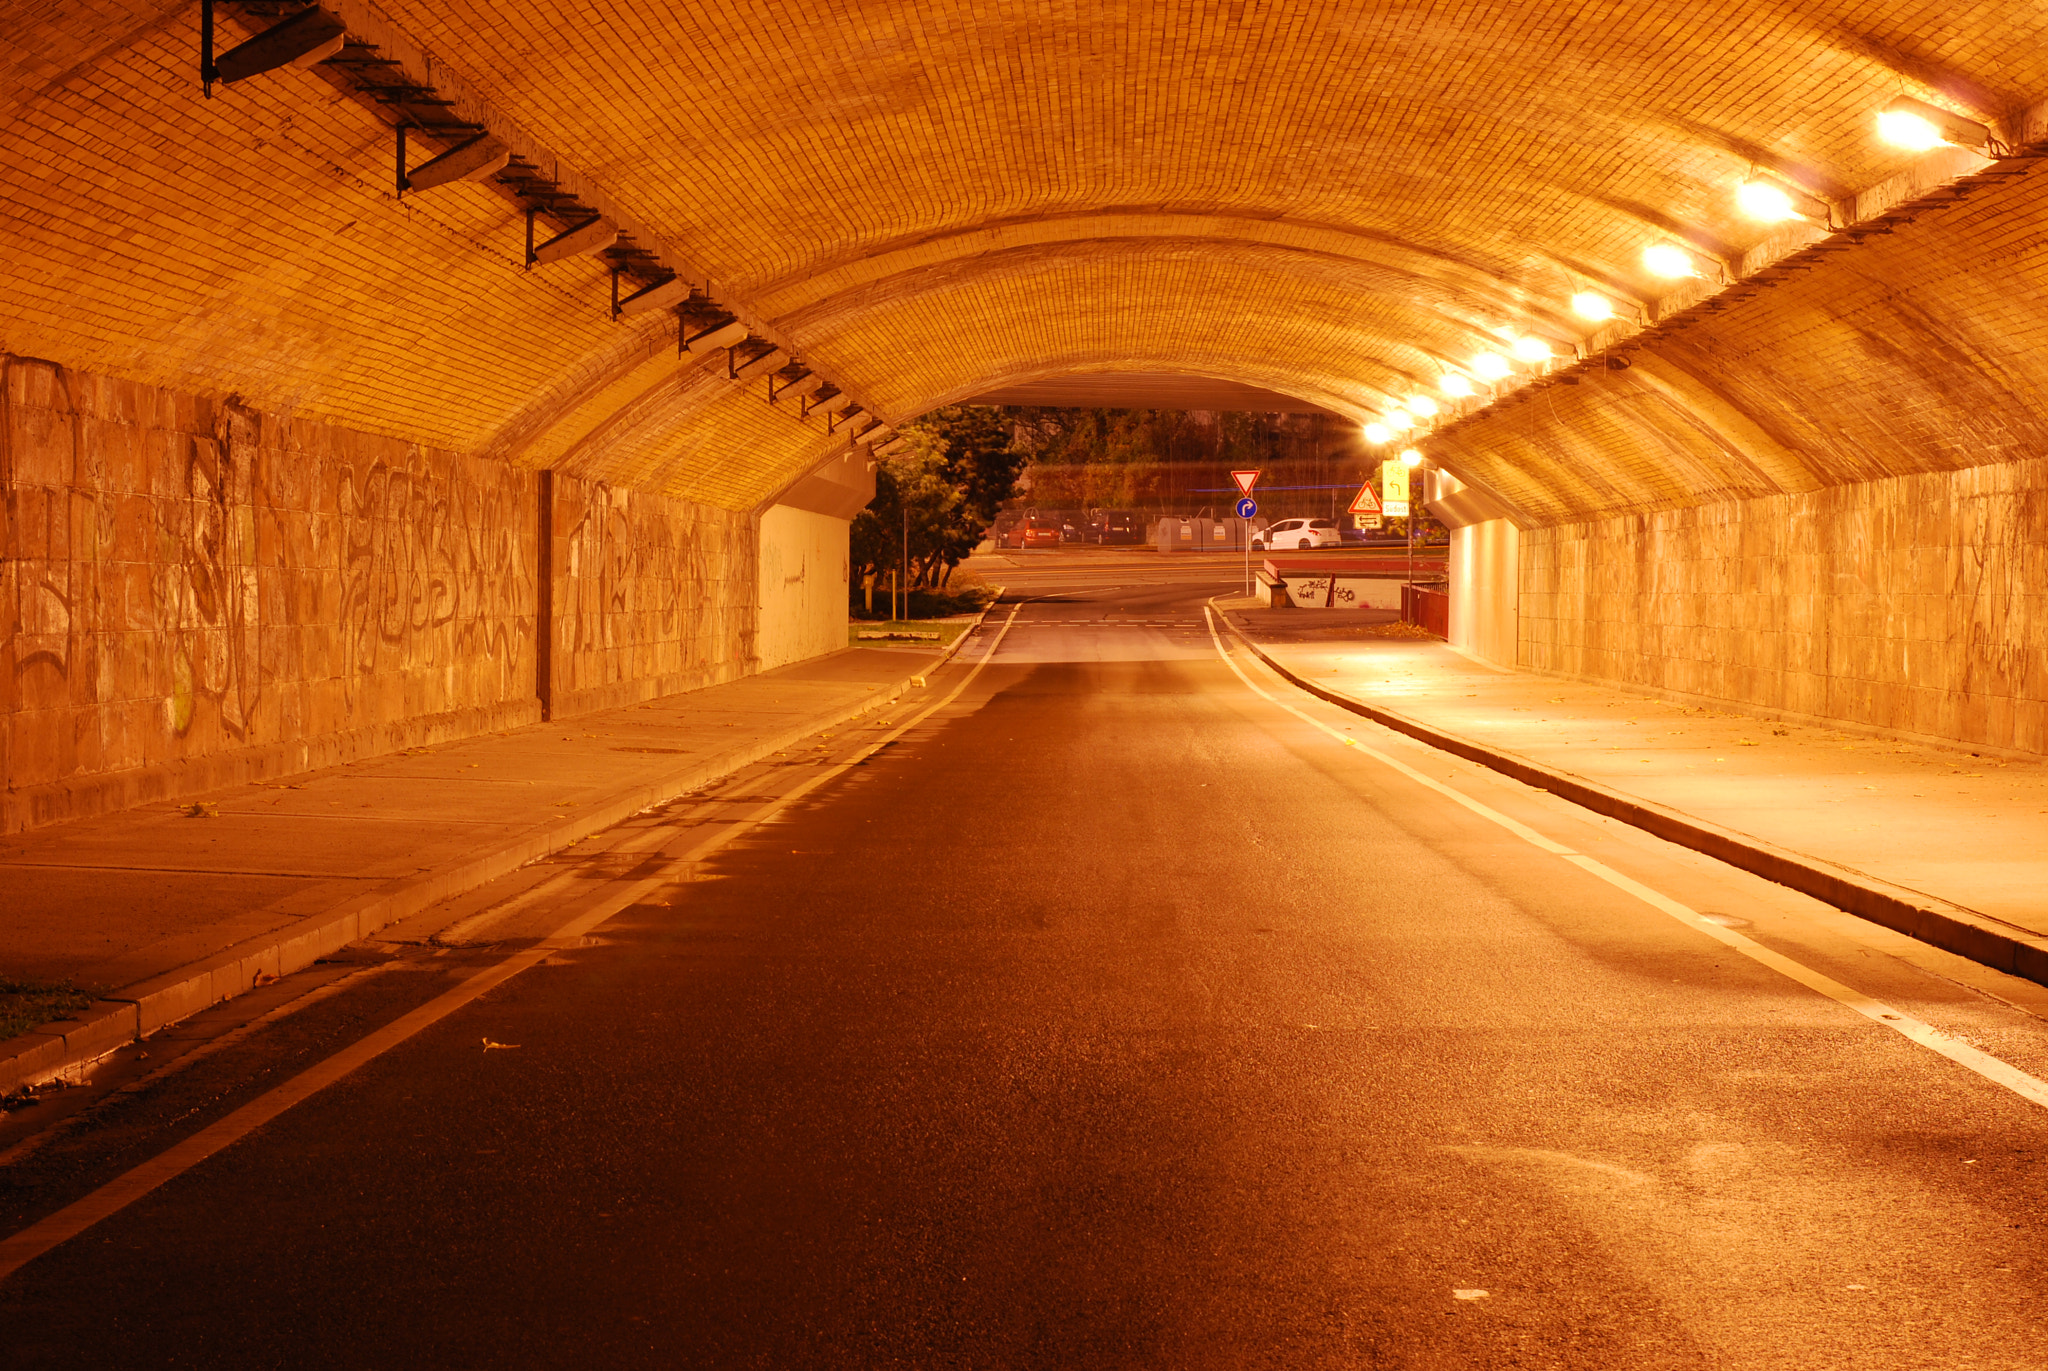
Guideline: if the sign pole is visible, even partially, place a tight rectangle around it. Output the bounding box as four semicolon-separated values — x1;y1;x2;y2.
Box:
1230;470;1261;599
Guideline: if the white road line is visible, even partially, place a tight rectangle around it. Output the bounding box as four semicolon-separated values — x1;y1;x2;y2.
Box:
0;604;1027;1286
1201;605;2048;1114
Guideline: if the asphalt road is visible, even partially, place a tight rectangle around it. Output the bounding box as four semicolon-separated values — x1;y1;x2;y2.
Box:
4;578;2046;1368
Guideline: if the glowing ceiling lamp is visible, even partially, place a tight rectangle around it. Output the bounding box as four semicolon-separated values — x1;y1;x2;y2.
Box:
1405;394;1440;418
1471;351;1511;381
1643;242;1695;278
1511;335;1551;363
1736;172;1828;224
1876;95;1991;152
1400;448;1423;467
1441;373;1475;397
1363;422;1392;444
1571;291;1613;321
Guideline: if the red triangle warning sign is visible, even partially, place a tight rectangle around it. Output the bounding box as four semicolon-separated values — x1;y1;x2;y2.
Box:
1231;469;1260;495
1348;482;1383;515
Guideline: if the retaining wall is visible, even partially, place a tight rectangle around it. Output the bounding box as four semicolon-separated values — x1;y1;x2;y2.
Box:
2;357;797;833
1519;459;2048;755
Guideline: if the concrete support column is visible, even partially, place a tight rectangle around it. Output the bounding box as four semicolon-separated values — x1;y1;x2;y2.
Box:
1447;517;1521;666
1426;469;1521;667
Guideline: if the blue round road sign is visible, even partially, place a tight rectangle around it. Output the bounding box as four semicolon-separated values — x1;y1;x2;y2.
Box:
1236;496;1257;518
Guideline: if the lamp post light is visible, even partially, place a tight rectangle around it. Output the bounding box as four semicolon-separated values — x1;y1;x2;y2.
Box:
1401;447;1424;601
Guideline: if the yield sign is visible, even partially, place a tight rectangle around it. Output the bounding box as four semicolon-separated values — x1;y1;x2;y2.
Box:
1348;481;1383;515
1230;469;1260;496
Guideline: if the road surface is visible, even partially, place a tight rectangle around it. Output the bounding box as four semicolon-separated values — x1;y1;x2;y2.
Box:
3;575;2044;1368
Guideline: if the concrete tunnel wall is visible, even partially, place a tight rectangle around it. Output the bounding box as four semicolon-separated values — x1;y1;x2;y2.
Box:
1425;129;2048;757
8;0;2048;834
0;356;845;835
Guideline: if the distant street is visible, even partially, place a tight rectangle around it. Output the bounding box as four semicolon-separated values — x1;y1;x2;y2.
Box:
4;572;2045;1368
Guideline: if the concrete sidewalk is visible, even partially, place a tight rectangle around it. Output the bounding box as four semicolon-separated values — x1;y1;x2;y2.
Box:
1218;600;2048;972
1;645;947;1094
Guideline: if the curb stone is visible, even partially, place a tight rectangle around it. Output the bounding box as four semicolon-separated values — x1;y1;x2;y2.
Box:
1214;607;2048;991
0;615;1001;1100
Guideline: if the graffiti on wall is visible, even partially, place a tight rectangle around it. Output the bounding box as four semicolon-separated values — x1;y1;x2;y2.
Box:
554;473;757;693
2;355;537;792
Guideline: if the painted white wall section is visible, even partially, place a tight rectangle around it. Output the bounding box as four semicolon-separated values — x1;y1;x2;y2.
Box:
1449;518;1521;666
758;505;851;670
1428;470;1521;667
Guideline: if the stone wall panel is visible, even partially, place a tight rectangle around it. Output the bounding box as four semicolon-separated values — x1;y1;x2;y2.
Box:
547;473;760;717
1522;460;2048;756
1;356;546;832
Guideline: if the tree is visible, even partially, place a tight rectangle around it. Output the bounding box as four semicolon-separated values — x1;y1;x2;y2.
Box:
848;405;1026;608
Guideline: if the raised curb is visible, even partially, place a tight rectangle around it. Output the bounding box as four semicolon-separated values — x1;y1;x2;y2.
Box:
1216;609;2048;990
0;620;998;1099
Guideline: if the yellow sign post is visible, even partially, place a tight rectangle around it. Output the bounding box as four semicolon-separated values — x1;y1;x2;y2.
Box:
1379;459;1410;520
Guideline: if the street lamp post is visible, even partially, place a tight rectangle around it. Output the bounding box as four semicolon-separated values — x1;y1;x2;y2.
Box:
1401;448;1424;621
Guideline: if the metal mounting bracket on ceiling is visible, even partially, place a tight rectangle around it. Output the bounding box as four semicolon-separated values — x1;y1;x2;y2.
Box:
396;128;509;198
613;274;688;319
765;368;812;405
199;1;348;98
525;211;616;269
678;317;747;358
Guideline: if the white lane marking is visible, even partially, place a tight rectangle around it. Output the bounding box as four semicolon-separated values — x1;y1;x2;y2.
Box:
1562;854;2048;1110
1201;606;2048;1114
1199;609;1572;854
0;604;1028;1285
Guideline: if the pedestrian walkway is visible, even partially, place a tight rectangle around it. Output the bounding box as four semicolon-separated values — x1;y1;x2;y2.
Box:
1218;601;2048;938
1;646;944;1090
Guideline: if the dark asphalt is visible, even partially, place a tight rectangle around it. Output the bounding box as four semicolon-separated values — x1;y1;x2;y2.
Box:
4;579;2046;1368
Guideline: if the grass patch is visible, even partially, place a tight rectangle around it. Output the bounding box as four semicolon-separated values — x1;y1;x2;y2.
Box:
0;977;94;1041
849;619;974;649
851;574;997;626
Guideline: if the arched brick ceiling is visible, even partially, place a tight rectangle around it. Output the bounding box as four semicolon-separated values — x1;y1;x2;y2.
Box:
6;0;2048;517
374;0;2048;342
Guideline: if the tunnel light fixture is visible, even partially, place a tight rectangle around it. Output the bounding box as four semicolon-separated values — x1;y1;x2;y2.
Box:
1510;336;1551;363
1737;172;1829;224
1877;95;1992;152
1643;242;1696;278
1570;291;1613;321
1405;394;1440;418
1363;422;1393;444
1385;409;1415;430
1399;448;1423;467
1471;351;1511;381
1441;373;1474;398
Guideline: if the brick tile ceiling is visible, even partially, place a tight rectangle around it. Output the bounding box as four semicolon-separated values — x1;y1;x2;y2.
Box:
6;1;2045;513
380;0;2046;407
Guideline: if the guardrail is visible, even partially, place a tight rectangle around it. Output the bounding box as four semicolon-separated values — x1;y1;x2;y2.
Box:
1401;583;1449;636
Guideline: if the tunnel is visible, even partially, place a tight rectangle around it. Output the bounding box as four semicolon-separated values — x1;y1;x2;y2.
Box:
3;3;2047;1363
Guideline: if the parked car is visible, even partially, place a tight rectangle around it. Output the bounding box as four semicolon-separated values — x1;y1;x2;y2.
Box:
1019;514;1062;548
1252;517;1342;551
1089;509;1142;545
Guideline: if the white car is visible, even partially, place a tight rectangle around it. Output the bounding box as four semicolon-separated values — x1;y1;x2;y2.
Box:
1253;517;1342;551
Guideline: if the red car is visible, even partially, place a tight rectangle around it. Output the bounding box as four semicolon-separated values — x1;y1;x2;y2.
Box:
1018;515;1061;548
